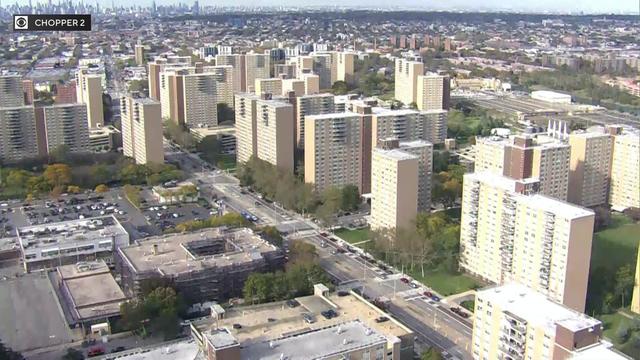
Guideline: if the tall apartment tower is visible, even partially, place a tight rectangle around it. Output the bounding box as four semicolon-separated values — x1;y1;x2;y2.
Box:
255;96;294;173
254;78;283;96
302;74;320;95
416;74;450;111
0;106;39;163
394;59;424;106
204;65;235;107
42;104;90;154
370;143;419;231
22;79;35;105
135;44;145;65
0;75;24;107
304;112;362;193
472;283;626;360
310;53;333;90
336;52;356;85
120;94;164;165
474;134;570;201
295;93;335;148
244;53;271;93
371;108;447;146
148;57;191;101
460;172;594;311
370;139;433;231
75;70;104;128
216;54;246;92
608;125;640;211
182;73;218;128
282;79;306;97
568;129;613;207
274;64;297;79
234;93;260;164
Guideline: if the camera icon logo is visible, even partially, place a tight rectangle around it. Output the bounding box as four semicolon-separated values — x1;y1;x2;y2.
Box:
14;16;29;30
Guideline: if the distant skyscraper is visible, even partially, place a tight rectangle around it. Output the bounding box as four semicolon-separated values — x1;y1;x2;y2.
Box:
134;44;145;66
75;69;104;129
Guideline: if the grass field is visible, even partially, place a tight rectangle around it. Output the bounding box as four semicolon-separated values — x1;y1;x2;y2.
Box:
407;268;480;296
591;214;640;272
334;227;370;244
601;312;640;358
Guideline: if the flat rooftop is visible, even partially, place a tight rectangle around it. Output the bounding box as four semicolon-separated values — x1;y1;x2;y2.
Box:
17;216;127;250
465;172;594;219
374;147;419;161
96;339;202;360
118;228;279;275
478;283;601;333
241;320;387;360
192;292;411;346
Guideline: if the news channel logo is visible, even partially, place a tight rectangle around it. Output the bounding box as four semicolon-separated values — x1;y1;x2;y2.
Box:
14;15;28;30
13;14;91;31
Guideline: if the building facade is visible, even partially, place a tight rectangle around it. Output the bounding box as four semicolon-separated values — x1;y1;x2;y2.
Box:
42;104;91;154
120;94;164;165
394;59;424;106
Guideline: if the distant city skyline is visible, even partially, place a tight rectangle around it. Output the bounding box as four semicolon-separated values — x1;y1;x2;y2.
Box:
7;0;640;14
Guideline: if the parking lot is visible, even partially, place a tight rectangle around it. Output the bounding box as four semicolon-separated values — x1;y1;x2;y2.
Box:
141;203;217;232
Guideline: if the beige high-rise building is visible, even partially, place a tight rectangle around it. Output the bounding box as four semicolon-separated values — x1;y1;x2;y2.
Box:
182;73;218;128
42;104;90;154
204;65;235;107
282;79;305;97
234;93;260;164
460;172;594;311
0;75;24;107
148;58;191;101
370;144;419;231
609;126;640;211
291;56;314;78
215;54;245;92
371;108;447;146
336;52;356;85
254;78;283;96
310;53;333;89
394;59;424;105
295;93;335;148
416;74;450;110
370;139;433;231
302;74;320;95
568;129;613;207
255;97;294;173
135;44;145;65
120;94;164;165
75;70;104;128
304;112;362;193
0;106;39;162
274;63;297;79
474;134;570;201
472;283;627;360
244;53;271;93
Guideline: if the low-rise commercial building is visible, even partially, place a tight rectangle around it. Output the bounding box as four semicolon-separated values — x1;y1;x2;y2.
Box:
115;228;284;304
17;216;129;272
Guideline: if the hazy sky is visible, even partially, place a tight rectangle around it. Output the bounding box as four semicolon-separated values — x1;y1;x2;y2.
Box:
15;0;640;14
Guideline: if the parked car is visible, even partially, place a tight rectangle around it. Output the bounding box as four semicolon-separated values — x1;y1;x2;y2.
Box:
87;347;105;357
400;277;410;284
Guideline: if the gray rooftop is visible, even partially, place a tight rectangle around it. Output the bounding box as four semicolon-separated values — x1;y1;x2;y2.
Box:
241;320;387;360
17;216;127;250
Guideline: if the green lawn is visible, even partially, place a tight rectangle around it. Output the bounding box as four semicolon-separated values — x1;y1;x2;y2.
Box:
334;227;370;244
217;154;236;170
591;214;640;272
601;312;640;358
407;268;480;296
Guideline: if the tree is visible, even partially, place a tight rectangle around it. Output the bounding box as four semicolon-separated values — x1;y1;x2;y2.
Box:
315;187;341;227
61;348;84;360
196;136;223;165
5;170;31;190
260;226;283;247
49;144;71;163
216;103;235;124
67;185;81;194
90;164;111;184
331;80;349;95
0;341;23;360
340;185;360;212
421;348;443;360
95;184;109;193
615;264;635;308
288;240;318;266
119;287;183;340
43;164;72;188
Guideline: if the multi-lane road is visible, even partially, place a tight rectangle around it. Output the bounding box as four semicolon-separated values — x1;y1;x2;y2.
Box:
173;145;474;359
